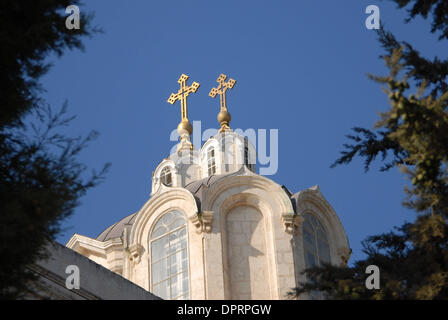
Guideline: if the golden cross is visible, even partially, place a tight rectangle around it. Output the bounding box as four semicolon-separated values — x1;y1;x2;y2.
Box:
209;74;236;112
167;74;200;121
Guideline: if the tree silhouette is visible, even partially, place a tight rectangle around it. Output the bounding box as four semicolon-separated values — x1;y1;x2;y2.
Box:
0;0;108;299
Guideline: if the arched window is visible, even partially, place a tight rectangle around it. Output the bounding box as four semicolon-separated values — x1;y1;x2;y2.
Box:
302;213;330;300
207;147;216;176
150;211;189;300
303;213;330;267
243;140;254;171
160;167;172;187
244;144;253;170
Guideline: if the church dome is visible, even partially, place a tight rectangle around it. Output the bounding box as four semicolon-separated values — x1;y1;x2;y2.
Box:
96;174;230;243
184;173;228;194
96;212;137;241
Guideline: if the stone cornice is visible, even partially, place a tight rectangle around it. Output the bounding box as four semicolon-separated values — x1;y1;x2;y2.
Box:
66;234;123;256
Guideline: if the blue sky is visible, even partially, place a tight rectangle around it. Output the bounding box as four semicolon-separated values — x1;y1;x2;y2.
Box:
41;0;447;263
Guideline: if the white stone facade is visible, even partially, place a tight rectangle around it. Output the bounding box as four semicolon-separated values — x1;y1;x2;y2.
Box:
67;131;350;300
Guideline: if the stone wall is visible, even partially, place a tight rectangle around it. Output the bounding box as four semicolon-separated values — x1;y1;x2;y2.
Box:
226;206;270;299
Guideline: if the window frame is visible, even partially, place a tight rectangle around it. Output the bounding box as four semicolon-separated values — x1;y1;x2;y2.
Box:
149;210;190;300
207;147;216;176
160;166;173;187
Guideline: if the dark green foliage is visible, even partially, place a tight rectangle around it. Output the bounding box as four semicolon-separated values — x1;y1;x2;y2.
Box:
291;0;448;299
0;1;106;299
390;0;448;40
330;127;408;172
0;0;99;129
377;27;448;96
291;215;448;299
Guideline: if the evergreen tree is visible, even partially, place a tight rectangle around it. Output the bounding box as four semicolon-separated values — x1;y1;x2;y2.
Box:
290;0;448;299
0;1;108;299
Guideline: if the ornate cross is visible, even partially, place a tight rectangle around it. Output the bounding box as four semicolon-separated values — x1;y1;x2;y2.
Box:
167;74;200;121
209;73;236;112
209;74;236;132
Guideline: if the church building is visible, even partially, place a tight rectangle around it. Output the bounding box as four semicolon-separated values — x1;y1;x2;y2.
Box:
66;73;351;300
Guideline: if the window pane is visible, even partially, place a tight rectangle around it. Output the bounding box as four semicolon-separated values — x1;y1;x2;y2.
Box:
181;249;188;271
180;272;189;296
170;274;180;298
151;225;167;239
159;211;175;226
179;228;187;249
153;280;169;300
309;215;319;228
169;253;180;276
208;159;216;175
169;217;186;231
303;214;331;267
318;238;330;264
169;232;179;254
317;228;328;242
305;251;316;268
151;235;169;260
169;227;186;254
171;272;189;299
152;258;169;284
169;249;188;276
303;229;315;252
303;220;313;233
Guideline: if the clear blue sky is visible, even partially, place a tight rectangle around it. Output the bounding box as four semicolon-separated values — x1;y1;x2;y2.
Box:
41;0;447;263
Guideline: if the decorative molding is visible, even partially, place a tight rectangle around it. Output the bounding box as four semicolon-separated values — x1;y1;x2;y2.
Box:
128;244;145;265
338;247;352;266
66;234;123;256
189;211;214;234
281;213;303;235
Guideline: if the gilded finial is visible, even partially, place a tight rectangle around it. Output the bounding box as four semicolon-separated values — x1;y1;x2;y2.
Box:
167;74;200;151
209;73;236;133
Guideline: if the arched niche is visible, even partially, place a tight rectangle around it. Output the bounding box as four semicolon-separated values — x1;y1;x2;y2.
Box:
202;172;297;299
